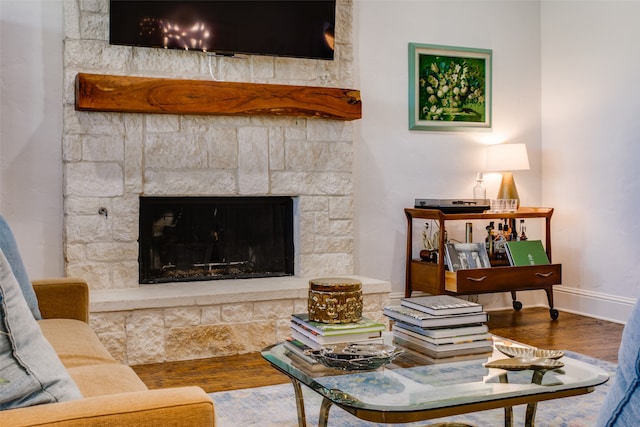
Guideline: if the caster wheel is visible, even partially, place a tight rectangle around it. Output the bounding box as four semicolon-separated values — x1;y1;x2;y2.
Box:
512;301;523;311
550;308;559;320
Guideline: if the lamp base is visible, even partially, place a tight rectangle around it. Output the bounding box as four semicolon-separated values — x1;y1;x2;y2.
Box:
496;172;520;207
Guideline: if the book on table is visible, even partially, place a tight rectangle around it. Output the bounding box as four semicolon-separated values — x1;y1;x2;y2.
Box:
400;295;483;316
393;335;493;359
399;345;493;364
291;313;386;336
504;239;550;266
290;321;383;345
392;327;491;351
283;338;334;372
392;323;491;346
391;321;489;339
383;305;488;328
283;337;318;363
290;329;384;350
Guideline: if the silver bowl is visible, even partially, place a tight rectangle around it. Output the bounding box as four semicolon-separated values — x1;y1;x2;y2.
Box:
485;356;565;371
495;344;564;360
305;343;404;371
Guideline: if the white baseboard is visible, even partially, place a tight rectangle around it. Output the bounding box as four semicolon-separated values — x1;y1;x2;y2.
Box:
390;286;636;325
552;285;635;324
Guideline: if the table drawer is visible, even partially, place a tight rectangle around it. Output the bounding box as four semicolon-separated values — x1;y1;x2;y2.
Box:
445;264;562;293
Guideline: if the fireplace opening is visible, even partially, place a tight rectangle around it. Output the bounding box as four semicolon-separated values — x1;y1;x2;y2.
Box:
139;196;295;284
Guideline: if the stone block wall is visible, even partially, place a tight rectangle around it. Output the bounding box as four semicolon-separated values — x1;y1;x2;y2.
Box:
89;276;391;365
61;0;372;362
62;0;356;290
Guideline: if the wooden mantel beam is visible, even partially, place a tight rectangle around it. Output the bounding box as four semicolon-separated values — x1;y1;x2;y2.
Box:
75;73;362;121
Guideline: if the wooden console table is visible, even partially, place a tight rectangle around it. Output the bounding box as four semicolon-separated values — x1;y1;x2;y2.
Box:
404;207;562;320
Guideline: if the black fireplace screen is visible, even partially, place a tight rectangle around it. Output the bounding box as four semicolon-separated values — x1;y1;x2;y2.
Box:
139;196;294;284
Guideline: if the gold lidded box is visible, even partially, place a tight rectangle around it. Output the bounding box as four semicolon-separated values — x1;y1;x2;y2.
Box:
308;277;363;324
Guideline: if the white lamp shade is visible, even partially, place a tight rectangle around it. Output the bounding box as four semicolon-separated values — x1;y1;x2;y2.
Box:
485;143;530;172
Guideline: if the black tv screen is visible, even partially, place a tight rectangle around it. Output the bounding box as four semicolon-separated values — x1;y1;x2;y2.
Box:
109;0;336;60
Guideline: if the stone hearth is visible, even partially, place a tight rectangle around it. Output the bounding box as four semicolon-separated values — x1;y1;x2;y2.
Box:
90;276;391;365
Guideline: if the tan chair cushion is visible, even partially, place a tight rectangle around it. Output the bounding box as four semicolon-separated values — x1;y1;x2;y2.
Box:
68;363;148;397
39;318;116;368
33;279;89;322
0;387;215;427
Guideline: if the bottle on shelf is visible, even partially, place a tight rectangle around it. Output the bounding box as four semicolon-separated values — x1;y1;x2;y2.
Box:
503;219;511;240
519;219;528;241
465;222;473;243
510;219;518;241
494;223;507;259
486;221;495;258
473;172;486;200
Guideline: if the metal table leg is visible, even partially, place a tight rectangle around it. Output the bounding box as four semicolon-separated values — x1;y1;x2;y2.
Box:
499;374;513;427
290;379;307;427
318;397;334;427
498;369;552;427
523;370;548;427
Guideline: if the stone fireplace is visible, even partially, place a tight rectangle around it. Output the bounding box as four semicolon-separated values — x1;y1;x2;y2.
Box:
63;0;357;292
61;0;390;365
63;108;356;290
139;196;295;283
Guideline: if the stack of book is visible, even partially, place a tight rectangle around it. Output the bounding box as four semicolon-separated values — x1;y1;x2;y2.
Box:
383;295;492;360
284;313;387;368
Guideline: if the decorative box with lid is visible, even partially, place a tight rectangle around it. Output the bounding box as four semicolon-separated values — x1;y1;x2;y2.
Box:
308;277;363;324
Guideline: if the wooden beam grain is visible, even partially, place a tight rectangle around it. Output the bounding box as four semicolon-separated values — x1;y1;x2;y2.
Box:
75;73;361;120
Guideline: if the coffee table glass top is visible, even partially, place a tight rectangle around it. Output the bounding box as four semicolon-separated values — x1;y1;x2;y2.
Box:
261;337;609;415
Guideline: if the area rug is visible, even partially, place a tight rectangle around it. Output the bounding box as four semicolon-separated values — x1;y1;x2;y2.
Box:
209;351;616;427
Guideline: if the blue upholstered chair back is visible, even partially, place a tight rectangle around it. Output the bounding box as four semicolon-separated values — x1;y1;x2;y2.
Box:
0;216;41;319
596;299;640;426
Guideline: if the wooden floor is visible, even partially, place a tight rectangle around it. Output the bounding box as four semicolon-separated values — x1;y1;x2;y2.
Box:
132;307;624;394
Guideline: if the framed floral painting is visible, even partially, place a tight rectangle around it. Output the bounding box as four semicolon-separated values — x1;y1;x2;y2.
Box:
409;43;492;131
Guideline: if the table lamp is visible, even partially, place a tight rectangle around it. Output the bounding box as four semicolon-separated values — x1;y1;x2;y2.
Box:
485;143;530;207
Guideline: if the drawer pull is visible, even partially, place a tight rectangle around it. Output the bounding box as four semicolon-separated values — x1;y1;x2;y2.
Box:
536;272;554;278
467;276;488;282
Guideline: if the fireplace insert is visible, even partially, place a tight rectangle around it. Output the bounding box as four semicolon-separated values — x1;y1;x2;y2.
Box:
139;196;294;284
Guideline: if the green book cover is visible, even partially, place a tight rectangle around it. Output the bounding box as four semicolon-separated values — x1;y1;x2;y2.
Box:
291;313;386;336
505;240;550;266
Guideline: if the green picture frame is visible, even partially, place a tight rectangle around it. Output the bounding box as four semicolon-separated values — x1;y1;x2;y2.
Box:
409;43;492;131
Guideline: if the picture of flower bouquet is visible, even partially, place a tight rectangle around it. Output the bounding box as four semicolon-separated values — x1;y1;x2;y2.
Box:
409;43;492;131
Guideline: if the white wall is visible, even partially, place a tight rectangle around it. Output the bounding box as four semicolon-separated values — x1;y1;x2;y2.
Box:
2;0;638;322
0;0;64;278
541;1;640;321
353;1;543;308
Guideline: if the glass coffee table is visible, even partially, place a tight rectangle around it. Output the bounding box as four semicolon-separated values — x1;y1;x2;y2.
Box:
261;337;609;427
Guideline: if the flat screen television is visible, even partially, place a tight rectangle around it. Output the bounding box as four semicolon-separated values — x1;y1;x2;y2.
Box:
109;0;336;60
